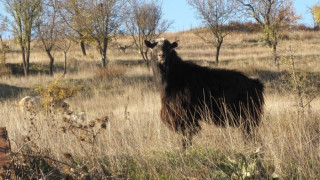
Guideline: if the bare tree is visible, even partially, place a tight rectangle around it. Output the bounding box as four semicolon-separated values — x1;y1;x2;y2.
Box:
125;0;171;65
188;0;238;65
1;0;42;76
0;15;9;64
56;24;73;75
59;0;91;56
238;0;298;69
88;0;124;67
36;0;60;76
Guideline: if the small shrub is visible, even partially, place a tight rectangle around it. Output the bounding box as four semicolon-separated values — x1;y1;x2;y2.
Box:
283;45;320;113
12;108;110;179
59;115;110;179
35;81;82;112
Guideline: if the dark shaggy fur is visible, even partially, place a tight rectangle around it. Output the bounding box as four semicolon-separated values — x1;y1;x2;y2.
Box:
145;39;265;149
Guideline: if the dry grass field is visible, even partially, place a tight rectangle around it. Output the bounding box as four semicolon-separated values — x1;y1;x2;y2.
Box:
0;30;320;179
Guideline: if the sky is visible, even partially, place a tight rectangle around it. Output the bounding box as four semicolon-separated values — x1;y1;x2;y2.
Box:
0;0;319;34
162;0;319;32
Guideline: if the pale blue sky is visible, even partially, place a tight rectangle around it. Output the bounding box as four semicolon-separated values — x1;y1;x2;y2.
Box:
0;0;319;33
163;0;319;32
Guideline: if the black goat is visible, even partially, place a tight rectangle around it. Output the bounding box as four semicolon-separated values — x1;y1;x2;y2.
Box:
145;38;265;149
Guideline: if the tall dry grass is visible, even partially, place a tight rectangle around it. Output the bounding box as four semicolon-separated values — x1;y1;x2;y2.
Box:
0;30;319;179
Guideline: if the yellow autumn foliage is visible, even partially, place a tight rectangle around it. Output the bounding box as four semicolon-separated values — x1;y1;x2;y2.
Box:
35;81;82;112
311;3;320;25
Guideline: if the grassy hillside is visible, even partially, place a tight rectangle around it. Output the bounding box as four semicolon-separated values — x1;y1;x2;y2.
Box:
0;30;319;179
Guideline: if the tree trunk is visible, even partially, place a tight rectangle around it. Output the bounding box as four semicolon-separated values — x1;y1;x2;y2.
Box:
141;47;150;67
101;37;108;67
0;52;4;64
21;46;28;76
80;40;87;56
63;51;67;75
24;41;31;76
0;35;5;64
46;50;54;76
23;58;29;76
101;55;106;67
49;57;54;76
1;46;5;64
272;43;279;71
0;51;5;64
145;51;150;67
215;39;223;66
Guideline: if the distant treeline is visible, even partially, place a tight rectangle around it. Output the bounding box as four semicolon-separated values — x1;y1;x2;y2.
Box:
223;21;316;32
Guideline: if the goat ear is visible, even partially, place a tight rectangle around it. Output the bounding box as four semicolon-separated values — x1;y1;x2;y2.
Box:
171;41;179;48
145;40;157;48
